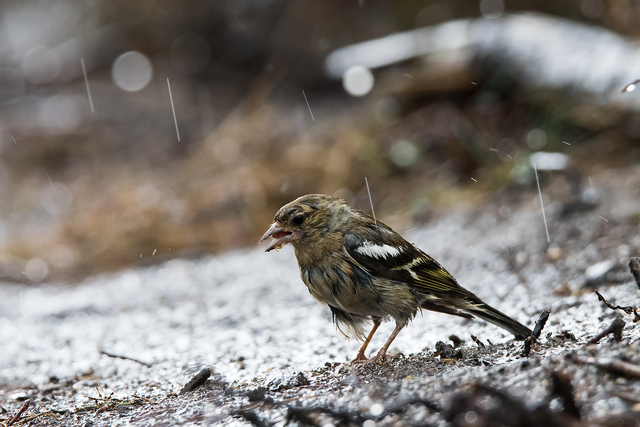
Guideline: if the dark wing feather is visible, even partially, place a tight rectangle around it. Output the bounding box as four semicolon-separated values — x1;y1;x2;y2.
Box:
343;223;532;339
343;224;462;293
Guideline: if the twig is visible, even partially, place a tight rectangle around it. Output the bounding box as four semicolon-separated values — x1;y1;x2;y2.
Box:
587;317;625;344
521;310;550;357
7;400;30;426
16;411;56;425
549;371;580;419
285;397;439;425
446;381;582;426
179;368;211;395
470;335;485;348
594;289;640;322
532;310;550;340
572;354;640;378
629;257;640;290
100;350;152;367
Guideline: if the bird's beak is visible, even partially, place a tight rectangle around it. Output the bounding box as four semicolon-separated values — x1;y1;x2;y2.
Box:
259;222;302;252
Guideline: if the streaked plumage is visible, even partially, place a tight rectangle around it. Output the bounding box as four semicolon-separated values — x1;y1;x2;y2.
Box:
260;194;531;363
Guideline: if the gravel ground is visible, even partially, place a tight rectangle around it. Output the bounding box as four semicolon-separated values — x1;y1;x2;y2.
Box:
1;165;640;426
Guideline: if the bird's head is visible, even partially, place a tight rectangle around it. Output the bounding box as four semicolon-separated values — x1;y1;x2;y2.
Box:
260;194;346;252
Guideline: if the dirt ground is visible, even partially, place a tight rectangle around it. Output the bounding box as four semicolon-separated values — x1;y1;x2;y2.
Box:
1;163;640;426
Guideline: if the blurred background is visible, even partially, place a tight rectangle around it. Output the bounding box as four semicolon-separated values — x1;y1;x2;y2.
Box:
1;0;640;282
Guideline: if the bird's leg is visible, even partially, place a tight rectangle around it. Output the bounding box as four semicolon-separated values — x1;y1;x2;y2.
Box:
351;317;382;363
370;322;405;364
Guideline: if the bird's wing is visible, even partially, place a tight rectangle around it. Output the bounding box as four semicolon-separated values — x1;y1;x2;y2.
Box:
343;225;461;293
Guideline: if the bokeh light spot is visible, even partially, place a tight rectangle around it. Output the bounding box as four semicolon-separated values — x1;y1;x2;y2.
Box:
581;0;605;19
26;258;49;282
37;95;82;133
112;51;153;92
389;139;419;168
22;46;61;85
526;128;547;150
342;65;374;97
479;0;504;19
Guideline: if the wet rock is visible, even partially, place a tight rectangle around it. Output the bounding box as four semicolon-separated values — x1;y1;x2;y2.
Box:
435;341;463;360
267;372;310;392
246;387;272;403
449;335;464;348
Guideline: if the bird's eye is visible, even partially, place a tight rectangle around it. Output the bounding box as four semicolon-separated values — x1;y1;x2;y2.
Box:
292;215;305;225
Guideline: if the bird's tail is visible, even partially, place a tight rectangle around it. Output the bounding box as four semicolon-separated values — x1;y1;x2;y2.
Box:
464;300;532;340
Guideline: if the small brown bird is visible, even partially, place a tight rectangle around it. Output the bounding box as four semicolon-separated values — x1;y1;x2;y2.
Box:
260;194;531;363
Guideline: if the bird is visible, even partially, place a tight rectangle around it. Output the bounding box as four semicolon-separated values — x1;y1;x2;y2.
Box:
260;194;532;364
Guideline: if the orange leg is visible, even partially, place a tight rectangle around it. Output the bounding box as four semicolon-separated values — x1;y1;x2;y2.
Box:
370;322;405;364
351;317;382;363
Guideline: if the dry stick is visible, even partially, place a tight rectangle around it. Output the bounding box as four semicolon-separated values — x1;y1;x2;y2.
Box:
179;368;211;395
594;289;640;322
587;317;625;344
532;310;550;340
100;350;152;367
470;335;485;348
572;354;640;378
7;400;30;427
522;310;550;357
550;371;580;419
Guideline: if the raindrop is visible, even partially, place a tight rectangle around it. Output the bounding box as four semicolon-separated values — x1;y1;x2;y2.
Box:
112;51;153;92
496;138;518;162
342;65;374;97
532;192;551;209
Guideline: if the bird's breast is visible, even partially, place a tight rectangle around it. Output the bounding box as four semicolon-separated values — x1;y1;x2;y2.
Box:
299;260;407;320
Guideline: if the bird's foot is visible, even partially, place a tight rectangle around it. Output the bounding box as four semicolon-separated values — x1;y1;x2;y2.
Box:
351;351;393;365
350;352;370;364
369;351;391;365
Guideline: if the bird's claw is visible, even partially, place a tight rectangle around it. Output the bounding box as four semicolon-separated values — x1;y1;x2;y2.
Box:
351;352;393;365
350;352;370;364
